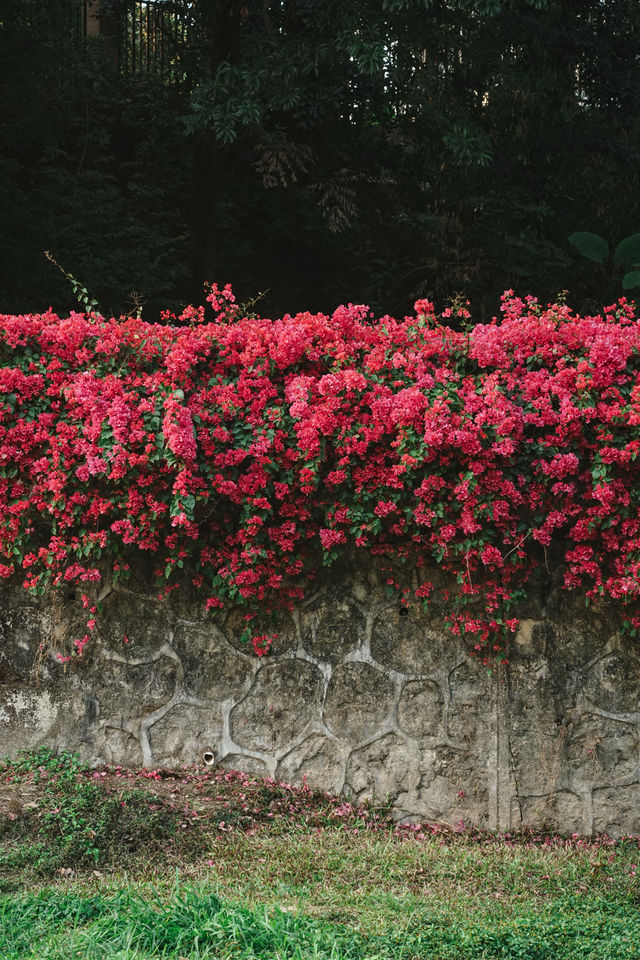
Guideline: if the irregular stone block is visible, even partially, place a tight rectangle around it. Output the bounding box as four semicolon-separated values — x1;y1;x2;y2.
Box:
509;720;567;797
593;783;640;836
582;652;640;714
448;660;491;744
172;622;255;701
148;703;222;767
230;660;323;752
99;592;172;658
397;679;443;739
219;754;270;778
506;655;578;796
543;600;612;665
513;619;549;658
399;744;488;825
0;689;63;751
102;726;143;767
0;598;48;677
324;662;394;741
91;657;177;718
517;790;587;834
371;605;451;675
345;733;417;803
564;713;638;784
300;596;364;663
277;734;344;794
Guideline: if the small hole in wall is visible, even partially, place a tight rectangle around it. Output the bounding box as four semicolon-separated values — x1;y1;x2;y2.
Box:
399;607;409;618
202;751;216;766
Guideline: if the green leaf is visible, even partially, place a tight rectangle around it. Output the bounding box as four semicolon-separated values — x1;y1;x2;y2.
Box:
613;233;640;267
622;269;640;290
568;232;608;264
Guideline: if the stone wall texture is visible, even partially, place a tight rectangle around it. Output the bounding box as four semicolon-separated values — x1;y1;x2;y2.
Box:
1;563;639;837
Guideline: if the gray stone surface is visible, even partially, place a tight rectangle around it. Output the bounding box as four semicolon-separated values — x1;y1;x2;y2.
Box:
518;790;587;834
172;622;255;701
300;594;364;663
1;567;640;836
229;660;323;752
324;663;394;741
148;703;223;767
397;679;443;739
371;606;446;674
219;754;270;777
345;733;417;805
277;734;345;794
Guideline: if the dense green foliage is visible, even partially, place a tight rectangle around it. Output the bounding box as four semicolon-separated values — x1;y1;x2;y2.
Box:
0;0;190;318
1;0;640;319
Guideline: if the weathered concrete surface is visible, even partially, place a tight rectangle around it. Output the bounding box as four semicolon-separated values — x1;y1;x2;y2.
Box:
1;567;639;836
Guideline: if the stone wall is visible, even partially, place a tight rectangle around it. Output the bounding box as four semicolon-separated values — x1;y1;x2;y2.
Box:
1;564;639;837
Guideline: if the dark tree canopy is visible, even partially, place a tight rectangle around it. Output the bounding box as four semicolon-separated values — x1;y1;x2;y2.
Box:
1;0;639;319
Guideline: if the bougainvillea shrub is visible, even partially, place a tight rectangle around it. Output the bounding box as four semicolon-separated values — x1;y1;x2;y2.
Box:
1;287;640;663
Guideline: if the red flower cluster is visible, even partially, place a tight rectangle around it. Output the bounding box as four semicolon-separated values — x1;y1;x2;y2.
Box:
2;290;640;662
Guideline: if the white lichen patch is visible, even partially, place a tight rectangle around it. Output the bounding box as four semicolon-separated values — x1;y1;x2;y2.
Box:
0;690;59;732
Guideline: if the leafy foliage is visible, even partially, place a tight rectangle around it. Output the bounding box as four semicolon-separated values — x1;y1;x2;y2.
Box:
568;233;609;266
569;231;640;291
1;1;640;318
0;749;199;876
613;234;640;268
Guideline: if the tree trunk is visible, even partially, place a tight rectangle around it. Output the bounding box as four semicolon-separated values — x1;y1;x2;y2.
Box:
188;0;244;302
84;0;120;67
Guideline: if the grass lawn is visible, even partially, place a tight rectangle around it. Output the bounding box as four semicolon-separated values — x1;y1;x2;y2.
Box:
1;749;638;958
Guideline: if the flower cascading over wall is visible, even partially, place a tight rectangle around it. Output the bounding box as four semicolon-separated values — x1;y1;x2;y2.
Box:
1;285;640;664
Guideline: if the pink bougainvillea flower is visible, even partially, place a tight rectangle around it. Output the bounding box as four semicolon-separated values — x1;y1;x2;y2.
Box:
2;290;640;663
